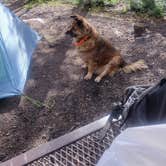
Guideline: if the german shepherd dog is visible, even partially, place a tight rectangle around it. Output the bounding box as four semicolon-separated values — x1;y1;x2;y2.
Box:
66;14;147;82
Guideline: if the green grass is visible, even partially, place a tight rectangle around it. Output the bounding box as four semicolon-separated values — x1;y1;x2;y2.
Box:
25;0;76;9
23;95;55;110
130;0;166;18
25;0;165;17
25;0;119;8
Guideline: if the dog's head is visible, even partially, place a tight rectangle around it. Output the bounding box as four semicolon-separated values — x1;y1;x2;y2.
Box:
66;14;92;38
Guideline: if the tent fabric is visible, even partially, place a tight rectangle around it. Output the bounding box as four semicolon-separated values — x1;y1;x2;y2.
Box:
0;3;40;99
124;78;166;127
97;124;166;166
107;78;166;128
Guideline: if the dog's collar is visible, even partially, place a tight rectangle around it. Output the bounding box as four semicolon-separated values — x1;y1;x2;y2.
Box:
74;35;90;47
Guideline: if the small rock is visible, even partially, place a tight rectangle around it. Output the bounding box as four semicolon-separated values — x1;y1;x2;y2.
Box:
134;23;147;38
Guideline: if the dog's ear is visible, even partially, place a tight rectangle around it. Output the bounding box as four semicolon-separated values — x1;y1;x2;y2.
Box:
70;14;83;27
70;15;78;19
70;14;83;21
70;14;81;19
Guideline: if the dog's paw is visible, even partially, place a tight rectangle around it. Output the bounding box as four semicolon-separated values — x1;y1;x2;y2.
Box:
95;76;101;83
84;73;92;80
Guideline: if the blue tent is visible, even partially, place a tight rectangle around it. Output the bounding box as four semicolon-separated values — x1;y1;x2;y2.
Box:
0;3;40;99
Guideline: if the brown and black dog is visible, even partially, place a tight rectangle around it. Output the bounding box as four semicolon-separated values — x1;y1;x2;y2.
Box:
66;14;147;82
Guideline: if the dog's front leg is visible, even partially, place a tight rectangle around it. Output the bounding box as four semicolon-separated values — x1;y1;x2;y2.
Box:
95;65;110;82
95;56;120;82
84;61;95;80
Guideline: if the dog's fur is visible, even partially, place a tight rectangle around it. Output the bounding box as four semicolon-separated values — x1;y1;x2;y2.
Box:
66;14;147;82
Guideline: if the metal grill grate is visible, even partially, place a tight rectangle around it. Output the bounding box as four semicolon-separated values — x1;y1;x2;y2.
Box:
28;123;120;166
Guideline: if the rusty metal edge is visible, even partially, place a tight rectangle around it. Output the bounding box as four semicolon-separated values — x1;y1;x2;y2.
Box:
0;115;110;166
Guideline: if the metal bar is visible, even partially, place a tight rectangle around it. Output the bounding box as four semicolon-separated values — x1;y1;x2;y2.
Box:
0;115;110;166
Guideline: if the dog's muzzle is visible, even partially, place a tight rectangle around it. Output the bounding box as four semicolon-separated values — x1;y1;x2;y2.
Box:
65;30;77;37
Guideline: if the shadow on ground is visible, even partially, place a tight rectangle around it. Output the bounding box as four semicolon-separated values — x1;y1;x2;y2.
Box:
0;2;166;162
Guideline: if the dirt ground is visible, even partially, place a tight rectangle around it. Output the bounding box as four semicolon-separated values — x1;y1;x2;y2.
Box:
0;2;166;162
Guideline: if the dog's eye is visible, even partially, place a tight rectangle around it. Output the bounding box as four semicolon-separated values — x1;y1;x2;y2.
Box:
77;20;83;27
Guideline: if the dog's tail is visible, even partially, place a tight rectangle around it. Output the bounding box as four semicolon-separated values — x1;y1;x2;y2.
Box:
122;59;148;73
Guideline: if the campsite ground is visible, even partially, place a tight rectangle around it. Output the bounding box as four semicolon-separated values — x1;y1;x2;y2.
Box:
0;1;166;162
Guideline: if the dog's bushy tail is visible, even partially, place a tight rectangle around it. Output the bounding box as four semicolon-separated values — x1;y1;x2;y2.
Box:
122;59;148;73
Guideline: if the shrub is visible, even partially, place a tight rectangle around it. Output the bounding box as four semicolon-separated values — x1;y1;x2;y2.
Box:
130;0;166;17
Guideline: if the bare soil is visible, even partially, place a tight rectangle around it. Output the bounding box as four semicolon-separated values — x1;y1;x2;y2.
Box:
0;2;166;162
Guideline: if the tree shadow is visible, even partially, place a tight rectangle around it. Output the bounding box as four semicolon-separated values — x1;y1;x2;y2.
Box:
0;12;74;161
3;0;37;17
5;0;28;11
0;97;20;113
1;1;165;163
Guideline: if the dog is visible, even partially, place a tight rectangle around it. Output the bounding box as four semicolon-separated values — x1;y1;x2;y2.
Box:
66;14;147;82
